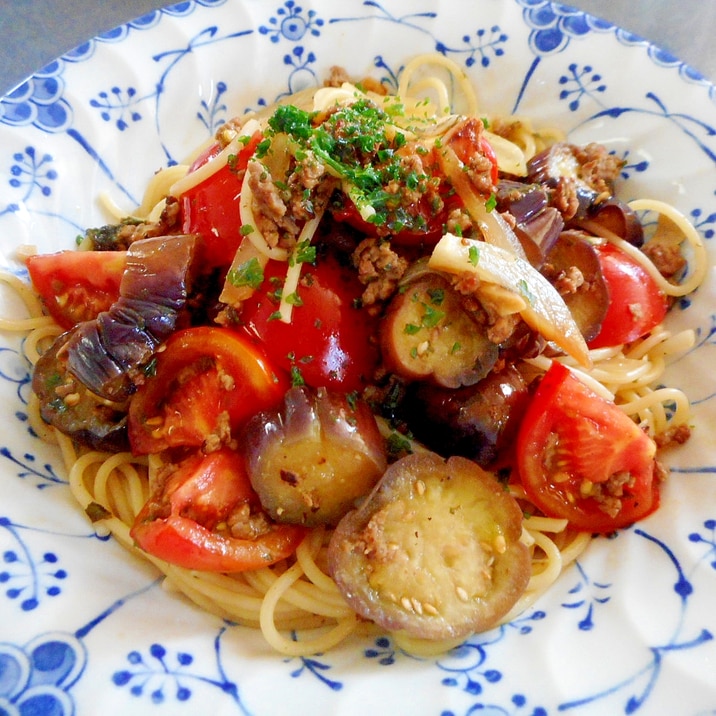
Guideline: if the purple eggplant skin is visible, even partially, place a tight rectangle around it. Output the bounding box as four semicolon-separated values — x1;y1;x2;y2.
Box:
31;331;130;452
65;234;198;402
541;230;609;342
32;234;198;449
496;180;564;266
586;198;644;247
525;143;643;246
243;386;388;527
400;365;530;467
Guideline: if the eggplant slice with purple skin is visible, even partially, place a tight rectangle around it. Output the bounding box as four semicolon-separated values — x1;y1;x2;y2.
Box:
243;385;387;527
327;452;531;641
32;234;199;451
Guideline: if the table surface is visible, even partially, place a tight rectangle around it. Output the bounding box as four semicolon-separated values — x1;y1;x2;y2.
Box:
1;0;715;98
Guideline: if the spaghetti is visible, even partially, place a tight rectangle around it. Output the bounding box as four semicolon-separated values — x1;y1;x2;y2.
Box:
2;53;705;656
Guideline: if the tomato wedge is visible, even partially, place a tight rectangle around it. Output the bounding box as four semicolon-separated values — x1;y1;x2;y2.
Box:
180;133;261;268
516;361;659;533
26;250;126;330
130;447;306;572
128;326;287;455
238;254;380;392
587;242;668;349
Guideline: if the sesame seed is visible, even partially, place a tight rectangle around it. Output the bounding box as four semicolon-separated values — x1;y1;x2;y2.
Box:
415;479;426;496
416;340;430;356
411;598;423;615
401;596;414;612
456;586;469;602
423;603;439;616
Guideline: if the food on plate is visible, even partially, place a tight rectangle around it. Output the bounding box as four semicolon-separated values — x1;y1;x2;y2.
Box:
2;53;706;656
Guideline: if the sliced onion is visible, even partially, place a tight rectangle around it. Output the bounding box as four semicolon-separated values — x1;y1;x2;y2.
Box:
438;145;527;259
428;233;591;368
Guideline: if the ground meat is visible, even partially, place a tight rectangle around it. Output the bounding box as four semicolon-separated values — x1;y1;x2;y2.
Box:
247;161;299;247
324;65;352;87
465;152;496;196
551;177;581;221
552;265;585;295
654;422;691;449
352;237;408;307
446;207;473;237
581;470;635;518
573;143;624;195
449;272;522;346
642;241;687;280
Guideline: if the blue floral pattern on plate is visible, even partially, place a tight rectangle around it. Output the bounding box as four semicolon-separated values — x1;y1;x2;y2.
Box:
1;1;715;714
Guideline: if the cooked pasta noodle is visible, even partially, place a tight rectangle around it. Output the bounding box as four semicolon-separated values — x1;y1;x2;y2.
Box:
1;52;705;657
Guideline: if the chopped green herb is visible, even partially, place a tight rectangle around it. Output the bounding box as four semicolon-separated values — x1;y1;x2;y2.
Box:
291;239;317;266
421;303;445;328
518;278;535;306
427;287;444;306
290;366;305;387
239;224;255;236
485;193;497;213
404;323;421;335
386;431;413;457
468;244;480;266
227;257;264;290
284;291;303;307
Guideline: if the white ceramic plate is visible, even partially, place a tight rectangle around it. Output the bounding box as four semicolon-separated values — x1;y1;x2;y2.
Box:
1;1;715;714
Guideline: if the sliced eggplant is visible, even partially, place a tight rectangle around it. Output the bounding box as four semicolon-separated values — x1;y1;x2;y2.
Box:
401;365;530;466
32;331;130;452
541;230;609;342
243;386;387;527
65;234;198;402
380;272;498;388
327;452;530;641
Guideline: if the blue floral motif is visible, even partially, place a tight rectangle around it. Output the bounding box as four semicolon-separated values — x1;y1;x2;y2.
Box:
8;146;57;200
587;92;716;164
90;87;143;131
558;62;607;112
110;627;252;712
558;528;714;713
259;0;325;43
279;46;319;97
513;0;615;111
198;81;229;132
286;651;343;691
0;447;67;490
0;61;72;133
517;0;613;57
561;560;611;630
1;517;67;612
0;633;86;716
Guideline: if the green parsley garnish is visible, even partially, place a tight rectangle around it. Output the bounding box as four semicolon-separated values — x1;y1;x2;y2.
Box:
227;257;264;290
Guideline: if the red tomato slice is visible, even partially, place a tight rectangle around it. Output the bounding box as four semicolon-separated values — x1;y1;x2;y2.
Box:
587;242;668;349
447;120;500;186
130;447;306;572
128;326;287;455
180;133;261;268
26;250;127;330
516;361;659;533
238;253;380;392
